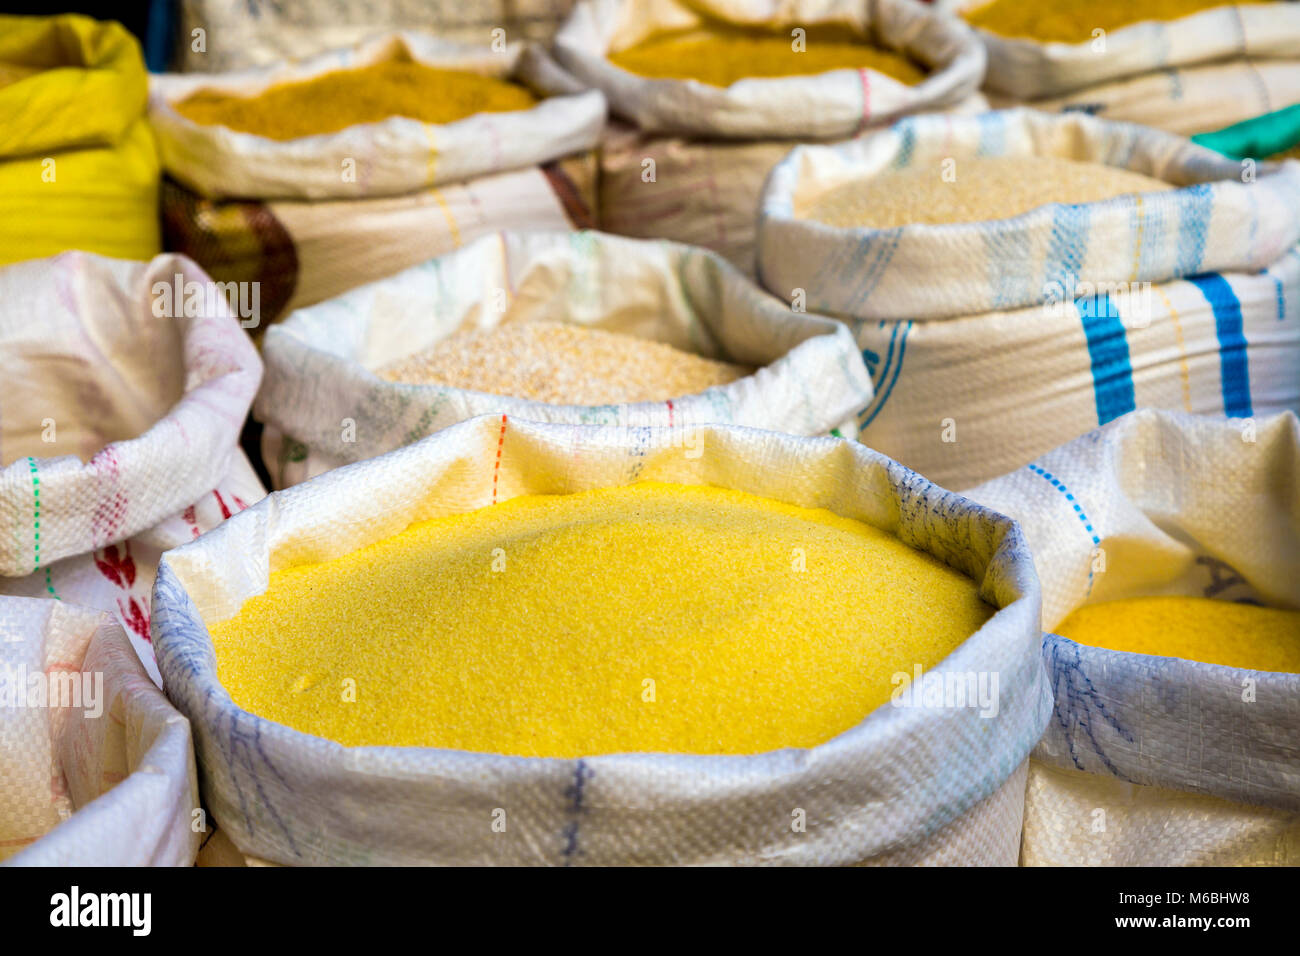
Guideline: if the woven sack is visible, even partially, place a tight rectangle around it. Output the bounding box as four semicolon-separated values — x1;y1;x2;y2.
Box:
550;0;986;272
152;415;1050;865
161;154;598;328
965;409;1300;866
1015;59;1300;138
173;0;577;72
1;597;198;866
940;0;1300;100
256;230;874;488
757;108;1300;488
0;253;265;681
149;31;605;200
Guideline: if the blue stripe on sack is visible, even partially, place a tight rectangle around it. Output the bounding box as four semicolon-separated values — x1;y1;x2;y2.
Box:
1043;203;1090;295
1026;463;1100;596
856;321;897;425
1136;190;1167;278
1078;293;1136;425
846;228;903;309
1187;273;1254;417
1174;183;1212;275
985;224;1031;310
976;111;1004;157
1264;247;1299;321
892;123;916;169
859;321;912;429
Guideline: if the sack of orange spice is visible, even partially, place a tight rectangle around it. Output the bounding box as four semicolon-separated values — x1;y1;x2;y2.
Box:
150;32;606;328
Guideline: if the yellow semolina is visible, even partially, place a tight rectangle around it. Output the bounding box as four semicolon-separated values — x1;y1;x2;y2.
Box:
964;0;1274;44
802;155;1173;229
173;59;537;141
609;26;926;87
210;482;996;757
1056;596;1300;672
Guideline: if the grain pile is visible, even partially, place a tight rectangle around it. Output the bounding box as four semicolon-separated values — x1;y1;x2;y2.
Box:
209;481;995;757
802;155;1173;229
173;59;537;140
1056;596;1300;672
964;0;1272;43
376;321;751;404
609;26;926;87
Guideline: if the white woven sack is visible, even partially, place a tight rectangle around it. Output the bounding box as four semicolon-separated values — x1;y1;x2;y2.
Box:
965;409;1300;866
151;415;1050;865
0;597;198;866
174;0;577;72
755;110;1300;489
594;91;988;276
552;0;985;139
758;108;1300;321
150;32;606;200
1013;58;1300;139
939;0;1300;100
256;230;874;488
0;252;265;682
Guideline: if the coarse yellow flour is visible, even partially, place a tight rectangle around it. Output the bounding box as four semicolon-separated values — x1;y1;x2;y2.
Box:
210;482;994;757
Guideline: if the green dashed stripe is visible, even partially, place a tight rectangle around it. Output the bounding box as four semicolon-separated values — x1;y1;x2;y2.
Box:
27;457;58;600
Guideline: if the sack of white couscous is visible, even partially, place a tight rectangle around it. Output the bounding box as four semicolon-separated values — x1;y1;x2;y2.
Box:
256;231;873;488
756;108;1300;489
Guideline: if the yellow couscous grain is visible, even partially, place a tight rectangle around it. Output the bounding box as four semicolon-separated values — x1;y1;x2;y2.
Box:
1056;596;1300;672
210;482;995;757
173;59;537;140
376;322;751;404
964;0;1273;44
609;25;926;87
802;155;1173;229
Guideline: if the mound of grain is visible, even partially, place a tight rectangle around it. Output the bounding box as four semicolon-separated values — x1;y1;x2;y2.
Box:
802;155;1173;229
375;321;751;404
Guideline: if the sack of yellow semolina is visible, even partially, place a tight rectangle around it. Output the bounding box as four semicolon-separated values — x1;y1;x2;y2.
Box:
939;0;1300;135
0;14;159;266
254;230;873;489
965;408;1300;865
0;252;265;681
148;32;606;201
547;0;987;273
0;597;199;866
207;482;997;757
756;108;1300;489
151;415;1051;866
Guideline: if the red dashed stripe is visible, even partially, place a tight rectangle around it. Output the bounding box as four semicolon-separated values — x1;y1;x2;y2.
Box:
491;414;508;504
666;399;675;427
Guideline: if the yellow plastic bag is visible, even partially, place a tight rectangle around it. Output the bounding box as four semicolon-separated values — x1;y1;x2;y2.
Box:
0;14;159;265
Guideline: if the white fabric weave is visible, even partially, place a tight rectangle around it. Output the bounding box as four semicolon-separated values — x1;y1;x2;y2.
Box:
0;252;265;680
1;597;198;866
